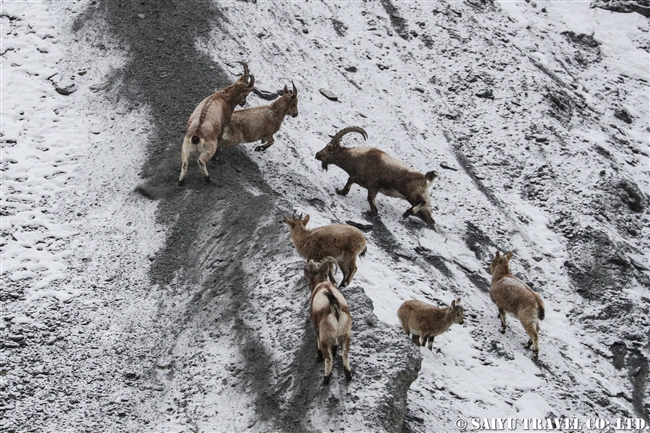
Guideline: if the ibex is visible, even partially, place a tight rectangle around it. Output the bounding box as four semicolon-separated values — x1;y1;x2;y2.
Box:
284;214;367;288
315;127;440;231
397;298;464;350
489;251;545;359
178;62;255;185
219;81;298;152
304;257;352;384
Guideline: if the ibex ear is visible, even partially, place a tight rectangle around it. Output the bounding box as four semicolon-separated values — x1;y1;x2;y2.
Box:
456;298;461;305
495;250;501;258
303;214;310;225
505;251;513;260
283;85;289;94
451;300;456;307
284;216;295;228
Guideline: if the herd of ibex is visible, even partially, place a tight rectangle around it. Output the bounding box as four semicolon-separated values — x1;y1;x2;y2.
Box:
178;63;546;384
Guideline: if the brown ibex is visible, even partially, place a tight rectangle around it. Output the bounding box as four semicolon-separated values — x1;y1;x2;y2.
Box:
304;257;352;384
219;81;298;152
489;251;545;359
315;127;440;231
284;214;367;288
397;298;464;350
178;62;255;185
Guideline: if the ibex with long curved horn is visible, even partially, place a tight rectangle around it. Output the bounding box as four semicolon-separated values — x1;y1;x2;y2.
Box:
178;62;255;185
218;81;298;154
315;127;440;231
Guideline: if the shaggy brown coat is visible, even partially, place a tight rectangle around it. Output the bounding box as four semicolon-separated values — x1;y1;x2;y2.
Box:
315;126;439;231
398;298;464;350
285;214;367;288
178;62;255;185
304;258;352;384
489;251;546;359
219;82;298;152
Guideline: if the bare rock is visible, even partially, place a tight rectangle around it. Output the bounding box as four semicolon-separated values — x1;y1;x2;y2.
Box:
346;219;373;231
440;161;459;171
319;88;338;101
591;0;650;17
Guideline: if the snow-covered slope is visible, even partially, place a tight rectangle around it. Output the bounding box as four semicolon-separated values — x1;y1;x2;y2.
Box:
2;0;648;431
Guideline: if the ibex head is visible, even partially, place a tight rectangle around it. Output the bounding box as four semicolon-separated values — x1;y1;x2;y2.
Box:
284;213;309;229
282;81;299;118
489;250;513;276
304;256;338;290
315;126;368;171
450;298;464;325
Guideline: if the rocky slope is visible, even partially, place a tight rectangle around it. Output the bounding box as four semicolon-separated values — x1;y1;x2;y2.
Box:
1;0;648;432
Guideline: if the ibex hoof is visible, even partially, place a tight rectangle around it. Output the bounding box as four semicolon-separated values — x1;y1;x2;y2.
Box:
322;375;331;385
402;210;412;219
178;180;184;186
254;146;265;152
432;223;439;233
344;369;352;381
499;328;506;334
532;351;539;359
204;176;211;183
335;189;347;196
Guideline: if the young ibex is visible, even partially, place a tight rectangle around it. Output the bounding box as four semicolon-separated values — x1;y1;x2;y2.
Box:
397;298;464;350
285;214;367;288
178;62;255;185
489;251;545;359
304;257;352;384
315;127;440;232
219;81;298;152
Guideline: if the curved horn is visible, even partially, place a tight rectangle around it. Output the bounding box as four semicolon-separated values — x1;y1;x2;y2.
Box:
332;126;368;144
247;74;255;88
320;256;339;276
291;80;297;96
237;61;249;77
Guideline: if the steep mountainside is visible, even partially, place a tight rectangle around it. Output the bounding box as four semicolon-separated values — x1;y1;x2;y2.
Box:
1;0;648;432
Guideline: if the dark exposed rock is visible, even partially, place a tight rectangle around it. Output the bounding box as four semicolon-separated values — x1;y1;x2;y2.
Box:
561;31;601;48
415;246;454;279
591;0;650;17
380;0;410;40
54;83;77;96
614;108;634;124
464;221;497;263
331;18;348;37
319;88;338;101
253;88;278;101
421;34;435;49
564;225;635;302
440;161;458;171
346;220;373;231
545;88;575;122
466;0;496;10
475;89;494;99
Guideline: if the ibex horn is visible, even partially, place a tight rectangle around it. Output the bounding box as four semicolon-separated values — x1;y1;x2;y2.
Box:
237;61;249;77
331;126;368;144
